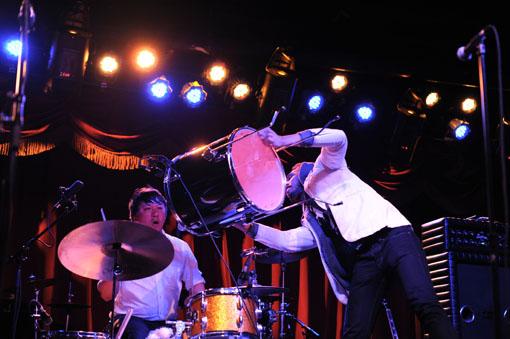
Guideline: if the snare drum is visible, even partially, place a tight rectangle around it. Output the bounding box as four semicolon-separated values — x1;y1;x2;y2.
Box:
186;288;261;338
40;330;109;338
165;127;286;236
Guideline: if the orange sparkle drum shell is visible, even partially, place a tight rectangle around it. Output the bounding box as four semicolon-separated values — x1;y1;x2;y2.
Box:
186;288;260;338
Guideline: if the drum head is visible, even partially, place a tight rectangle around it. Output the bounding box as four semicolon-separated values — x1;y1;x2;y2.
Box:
229;128;286;212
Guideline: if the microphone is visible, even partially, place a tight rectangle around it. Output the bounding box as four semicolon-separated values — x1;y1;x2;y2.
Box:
55;180;84;208
457;29;487;61
237;257;252;285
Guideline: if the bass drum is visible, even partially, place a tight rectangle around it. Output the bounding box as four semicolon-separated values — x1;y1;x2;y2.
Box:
165;127;286;236
40;331;109;338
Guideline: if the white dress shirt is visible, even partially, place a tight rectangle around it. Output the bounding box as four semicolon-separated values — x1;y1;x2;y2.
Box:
114;232;205;321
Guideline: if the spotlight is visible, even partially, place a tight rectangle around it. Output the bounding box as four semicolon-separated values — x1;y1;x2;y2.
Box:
4;39;21;58
148;76;172;100
449;118;471;140
307;94;325;113
45;1;91;94
461;97;477;114
331;74;348;92
425;92;440;108
265;46;296;77
99;55;119;75
136;49;156;70
231;82;250;101
355;104;375;122
206;63;228;85
181;81;207;107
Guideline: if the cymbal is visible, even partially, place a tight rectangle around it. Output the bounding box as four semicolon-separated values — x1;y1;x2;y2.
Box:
29;278;57;290
49;302;91;310
57;220;174;281
239;285;289;296
254;249;311;265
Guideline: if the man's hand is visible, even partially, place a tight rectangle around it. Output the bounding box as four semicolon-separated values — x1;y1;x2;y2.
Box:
258;127;284;148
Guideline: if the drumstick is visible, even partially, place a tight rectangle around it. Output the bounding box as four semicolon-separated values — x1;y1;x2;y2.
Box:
115;308;133;339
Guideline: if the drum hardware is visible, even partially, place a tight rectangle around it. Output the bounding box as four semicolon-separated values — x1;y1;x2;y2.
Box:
29;276;53;339
164;320;192;339
57;220;175;338
277;310;319;338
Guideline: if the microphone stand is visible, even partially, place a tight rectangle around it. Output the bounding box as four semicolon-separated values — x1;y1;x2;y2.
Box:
8;199;78;339
475;38;502;338
0;0;34;299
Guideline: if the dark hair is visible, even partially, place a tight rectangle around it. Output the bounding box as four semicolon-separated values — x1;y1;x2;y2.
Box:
128;185;167;220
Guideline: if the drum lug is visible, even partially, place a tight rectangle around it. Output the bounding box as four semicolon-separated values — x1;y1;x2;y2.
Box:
236;315;243;329
236;296;243;310
201;296;208;312
201;316;208;330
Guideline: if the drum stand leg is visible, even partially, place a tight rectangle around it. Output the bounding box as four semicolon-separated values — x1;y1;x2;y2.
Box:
279;262;286;339
110;244;123;339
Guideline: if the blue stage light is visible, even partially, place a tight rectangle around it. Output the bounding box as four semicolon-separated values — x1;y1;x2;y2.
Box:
449;118;471;140
181;81;207;107
454;123;470;140
355;105;375;122
147;76;172;100
4;39;21;58
307;94;324;112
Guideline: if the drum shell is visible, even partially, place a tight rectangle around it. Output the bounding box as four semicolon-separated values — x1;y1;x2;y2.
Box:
165;127;285;236
186;288;260;339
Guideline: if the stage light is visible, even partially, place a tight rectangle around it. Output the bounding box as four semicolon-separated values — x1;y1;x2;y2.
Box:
99;56;119;74
331;74;348;92
231;83;250;101
449;118;471;140
265;46;296;77
45;1;91;94
181;81;207;107
4;39;21;58
136;49;156;70
425;92;440;107
461;97;477;114
148;76;172;100
206;64;227;85
307;94;325;112
355;104;375;122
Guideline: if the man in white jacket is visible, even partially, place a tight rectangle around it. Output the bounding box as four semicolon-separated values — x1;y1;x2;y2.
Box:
234;127;456;338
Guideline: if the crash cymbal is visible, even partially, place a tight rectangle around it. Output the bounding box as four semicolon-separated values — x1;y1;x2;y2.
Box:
239;285;289;296
57;220;174;281
254;249;311;265
29;278;57;290
48;302;91;309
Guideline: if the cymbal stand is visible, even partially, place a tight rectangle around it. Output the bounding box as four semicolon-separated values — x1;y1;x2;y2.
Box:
29;287;42;339
278;260;287;339
109;243;123;339
281;311;319;338
65;280;74;331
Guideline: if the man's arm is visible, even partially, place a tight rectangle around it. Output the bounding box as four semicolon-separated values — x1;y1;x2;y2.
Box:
97;280;119;301
233;222;316;252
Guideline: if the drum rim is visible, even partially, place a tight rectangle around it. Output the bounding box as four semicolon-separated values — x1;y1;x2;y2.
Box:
226;126;286;213
186;287;260;306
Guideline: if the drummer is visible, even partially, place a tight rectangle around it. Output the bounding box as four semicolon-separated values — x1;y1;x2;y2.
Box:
97;186;205;339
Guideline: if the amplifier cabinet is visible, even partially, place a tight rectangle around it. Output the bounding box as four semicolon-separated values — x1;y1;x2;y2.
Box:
421;217;509;339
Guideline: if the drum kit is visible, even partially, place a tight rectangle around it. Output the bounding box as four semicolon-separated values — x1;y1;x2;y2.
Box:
23;123;319;339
